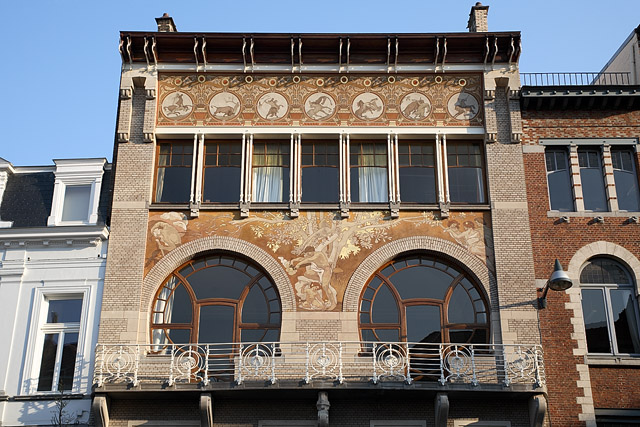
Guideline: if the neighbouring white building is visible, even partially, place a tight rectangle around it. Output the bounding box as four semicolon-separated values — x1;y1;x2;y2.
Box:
0;157;110;426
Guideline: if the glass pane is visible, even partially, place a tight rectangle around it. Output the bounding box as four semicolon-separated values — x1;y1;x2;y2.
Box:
155;167;192;203
547;169;574;211
302;167;339;203
613;169;640;211
610;289;640;354
47;299;82;323
406;305;441;344
581;289;612;353
580;167;607;211
242;285;269;324
252;166;289;203
166;285;192;324
187;266;250;300
61;185;91;222
167;329;191;344
581;259;629;284
448;168;485;203
371;285;399;324
375;329;400;342
58;333;78;391
37;333;58;391
399;168;436;203
449;330;473;344
198;305;235;343
448;285;475;324
241;329;266;342
390;266;453;300
203;167;241;203
351;167;388;203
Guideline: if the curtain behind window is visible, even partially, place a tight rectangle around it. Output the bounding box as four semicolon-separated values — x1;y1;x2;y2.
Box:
358;144;387;203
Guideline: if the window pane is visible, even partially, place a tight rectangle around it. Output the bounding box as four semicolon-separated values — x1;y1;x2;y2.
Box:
302;167;339;203
371;284;399;324
165;285;192;324
198;305;235;343
58;333;78;391
389;266;452;300
242;285;269;324
399;168;436;204
61;185;91;221
406;305;441;344
350;167;388;203
252;166;289;203
448;285;475;324
187;266;250;300
47;299;82;323
613;168;640;211
37;333;58;391
547;169;574;211
579;150;607;211
448;168;485;203
610;289;640;354
155;167;192;203
203;167;241;203
581;289;612;353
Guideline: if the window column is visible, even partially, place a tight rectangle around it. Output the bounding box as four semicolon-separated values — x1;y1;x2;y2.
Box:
601;144;620;211
569;144;585;211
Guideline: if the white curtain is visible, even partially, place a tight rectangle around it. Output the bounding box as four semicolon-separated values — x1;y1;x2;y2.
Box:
253;167;283;202
359;168;387;202
473;168;485;203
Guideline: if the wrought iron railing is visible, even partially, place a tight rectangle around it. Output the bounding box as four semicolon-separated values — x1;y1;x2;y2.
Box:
94;342;545;388
521;72;631;86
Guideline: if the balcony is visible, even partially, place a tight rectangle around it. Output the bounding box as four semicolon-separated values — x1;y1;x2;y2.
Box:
520;72;640;110
94;341;545;393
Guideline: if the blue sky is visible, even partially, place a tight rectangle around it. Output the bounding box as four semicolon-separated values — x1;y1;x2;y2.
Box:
2;1;639;166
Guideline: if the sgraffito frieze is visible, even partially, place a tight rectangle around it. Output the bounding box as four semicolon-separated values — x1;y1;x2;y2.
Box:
157;74;483;127
146;211;494;311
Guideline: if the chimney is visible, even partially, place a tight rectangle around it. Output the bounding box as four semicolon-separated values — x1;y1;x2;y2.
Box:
467;2;489;32
155;13;177;32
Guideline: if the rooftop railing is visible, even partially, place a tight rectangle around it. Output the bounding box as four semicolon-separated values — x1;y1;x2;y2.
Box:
94;341;545;389
521;72;632;86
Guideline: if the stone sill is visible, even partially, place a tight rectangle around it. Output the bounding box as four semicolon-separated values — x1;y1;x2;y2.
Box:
584;354;640;366
547;211;640;220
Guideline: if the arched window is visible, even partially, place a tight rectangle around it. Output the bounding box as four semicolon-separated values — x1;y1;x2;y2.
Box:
151;253;281;345
580;257;640;355
359;254;489;344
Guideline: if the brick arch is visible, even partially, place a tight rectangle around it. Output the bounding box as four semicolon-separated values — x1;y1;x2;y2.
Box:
142;236;296;315
343;236;496;312
567;241;640;293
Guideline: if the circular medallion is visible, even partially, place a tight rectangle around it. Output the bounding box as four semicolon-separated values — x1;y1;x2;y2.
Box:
268;78;278;87
304;92;336;121
174;77;182;85
434;76;443;84
352;93;384;120
257;92;289;120
245;76;254;84
292;75;301;84
209;92;241;120
340;76;349;84
411;78;420;87
387;76;396;84
221;78;230;86
447;92;480;120
400;93;432;121
316;78;325;87
458;78;467;87
161;91;193;120
197;75;206;83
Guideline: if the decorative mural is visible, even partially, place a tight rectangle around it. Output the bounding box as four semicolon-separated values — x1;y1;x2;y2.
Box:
156;74;483;127
145;210;493;311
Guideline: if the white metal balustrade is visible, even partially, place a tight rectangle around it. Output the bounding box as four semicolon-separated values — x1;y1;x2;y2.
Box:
94;342;545;389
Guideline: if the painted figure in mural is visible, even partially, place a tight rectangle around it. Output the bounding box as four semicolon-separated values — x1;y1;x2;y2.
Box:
354;98;382;120
146;212;189;267
281;246;338;310
211;96;240;118
305;95;334;120
452;93;478;119
261;97;283;119
163;92;193;118
402;97;431;120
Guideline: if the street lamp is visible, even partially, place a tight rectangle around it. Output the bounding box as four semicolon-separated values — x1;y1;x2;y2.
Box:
538;259;573;309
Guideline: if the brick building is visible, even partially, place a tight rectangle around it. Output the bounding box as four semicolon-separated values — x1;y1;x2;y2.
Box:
520;28;640;426
89;4;640;427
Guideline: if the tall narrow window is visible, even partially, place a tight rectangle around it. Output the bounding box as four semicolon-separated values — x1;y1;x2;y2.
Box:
301;140;339;203
612;148;640;211
155;142;193;203
580;258;640;355
61;185;91;222
398;140;437;204
578;148;607;211
545;148;574;211
37;298;83;392
447;142;486;204
350;141;388;203
203;141;242;203
252;141;290;203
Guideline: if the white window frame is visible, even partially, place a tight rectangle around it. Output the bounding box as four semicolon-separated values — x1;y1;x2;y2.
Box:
47;158;106;226
22;286;92;395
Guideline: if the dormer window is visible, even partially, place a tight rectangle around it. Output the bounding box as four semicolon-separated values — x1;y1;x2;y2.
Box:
47;159;106;226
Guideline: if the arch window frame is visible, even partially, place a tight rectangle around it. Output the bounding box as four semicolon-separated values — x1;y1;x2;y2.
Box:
358;254;490;345
150;253;282;346
580;257;640;356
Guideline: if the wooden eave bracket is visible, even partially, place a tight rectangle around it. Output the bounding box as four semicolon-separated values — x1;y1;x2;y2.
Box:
92;394;110;427
434;393;449;427
200;393;214;427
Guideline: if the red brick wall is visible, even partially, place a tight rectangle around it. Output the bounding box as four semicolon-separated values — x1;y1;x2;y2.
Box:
522;108;640;424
